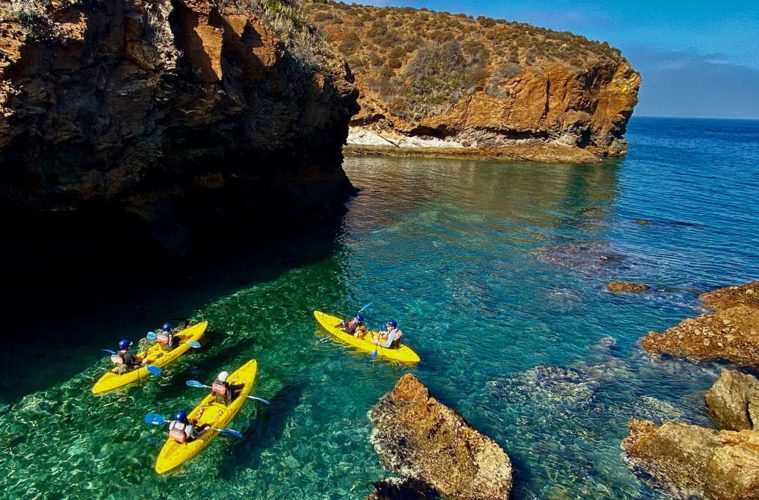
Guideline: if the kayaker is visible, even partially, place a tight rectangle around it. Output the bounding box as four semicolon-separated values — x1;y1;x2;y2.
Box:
374;320;403;349
111;339;140;374
339;314;366;336
154;322;176;351
211;371;245;406
168;410;202;443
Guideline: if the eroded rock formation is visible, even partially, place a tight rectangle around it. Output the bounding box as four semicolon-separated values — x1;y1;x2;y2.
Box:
622;419;759;499
705;369;759;431
368;374;512;499
304;1;640;163
641;282;759;368
0;0;358;244
607;281;650;293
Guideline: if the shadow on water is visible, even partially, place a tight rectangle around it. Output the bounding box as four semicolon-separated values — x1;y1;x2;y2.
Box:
218;382;305;479
0;208;346;403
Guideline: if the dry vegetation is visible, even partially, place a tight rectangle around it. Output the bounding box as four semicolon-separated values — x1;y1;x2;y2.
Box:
304;0;624;120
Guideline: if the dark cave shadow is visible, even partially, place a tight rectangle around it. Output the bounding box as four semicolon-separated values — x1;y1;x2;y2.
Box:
0;209;345;403
217;382;305;479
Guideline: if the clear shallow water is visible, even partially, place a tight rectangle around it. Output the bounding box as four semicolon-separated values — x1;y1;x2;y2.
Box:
1;117;758;498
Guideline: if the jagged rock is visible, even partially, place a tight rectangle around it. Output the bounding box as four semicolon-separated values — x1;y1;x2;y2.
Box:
304;2;640;163
368;374;512;500
0;0;358;241
701;282;759;312
641;282;759;368
607;281;650;293
622;419;759;499
532;242;627;274
705;369;759;431
367;477;441;500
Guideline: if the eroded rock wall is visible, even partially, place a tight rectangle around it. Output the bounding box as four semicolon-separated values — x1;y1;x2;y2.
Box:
0;0;358;239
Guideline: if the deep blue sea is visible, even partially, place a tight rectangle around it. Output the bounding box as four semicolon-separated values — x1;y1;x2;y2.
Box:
0;117;758;498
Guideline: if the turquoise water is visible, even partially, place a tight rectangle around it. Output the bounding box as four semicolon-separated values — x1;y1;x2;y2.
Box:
1;117;759;498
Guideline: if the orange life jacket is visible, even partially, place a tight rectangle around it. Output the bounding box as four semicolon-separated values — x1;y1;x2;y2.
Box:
212;381;228;396
156;332;170;345
169;422;188;443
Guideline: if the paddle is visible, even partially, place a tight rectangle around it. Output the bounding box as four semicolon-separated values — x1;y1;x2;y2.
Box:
147;365;162;376
143;413;244;438
185;380;271;404
357;302;373;314
371;324;384;359
101;349;116;355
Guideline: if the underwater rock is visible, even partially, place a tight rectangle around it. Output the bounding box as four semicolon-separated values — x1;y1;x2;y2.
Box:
532;242;627;274
488;365;601;408
705;369;759;431
607;281;650;293
622;419;759;500
367;477;441;500
632;396;686;424
368;374;512;500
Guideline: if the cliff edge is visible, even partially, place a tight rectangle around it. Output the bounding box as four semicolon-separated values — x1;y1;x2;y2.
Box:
0;0;358;243
304;1;640;163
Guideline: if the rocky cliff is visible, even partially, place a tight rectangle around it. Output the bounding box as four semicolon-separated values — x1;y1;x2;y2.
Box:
304;1;640;163
0;0;358;248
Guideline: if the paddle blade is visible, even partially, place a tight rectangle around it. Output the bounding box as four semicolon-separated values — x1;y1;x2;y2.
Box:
357;301;373;314
146;332;157;341
216;428;244;439
186;341;201;349
101;349;116;355
247;395;271;405
185;380;207;388
371;349;378;360
144;413;166;425
146;365;162;376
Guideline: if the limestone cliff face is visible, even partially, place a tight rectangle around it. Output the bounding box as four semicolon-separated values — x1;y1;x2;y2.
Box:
0;0;358;239
304;2;640;163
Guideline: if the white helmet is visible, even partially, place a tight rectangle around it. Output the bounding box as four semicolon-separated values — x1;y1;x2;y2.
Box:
218;371;229;382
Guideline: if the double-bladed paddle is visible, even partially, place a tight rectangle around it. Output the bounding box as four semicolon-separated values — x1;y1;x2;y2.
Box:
143;413;243;438
184;380;270;405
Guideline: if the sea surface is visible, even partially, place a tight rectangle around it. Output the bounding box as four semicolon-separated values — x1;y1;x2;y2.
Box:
1;117;758;498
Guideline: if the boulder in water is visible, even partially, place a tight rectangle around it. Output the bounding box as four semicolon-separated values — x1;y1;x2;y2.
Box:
622;419;759;499
641;282;759;369
607;281;650;293
488;365;601;408
368;374;512;499
705;369;759;431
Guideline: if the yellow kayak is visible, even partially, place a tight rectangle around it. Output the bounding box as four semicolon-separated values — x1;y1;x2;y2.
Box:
92;321;208;394
314;311;421;364
154;359;258;474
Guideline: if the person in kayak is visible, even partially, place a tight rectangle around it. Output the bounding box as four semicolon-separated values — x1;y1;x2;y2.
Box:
167;410;205;443
373;320;404;349
155;322;177;351
210;371;245;406
111;339;141;374
338;314;366;337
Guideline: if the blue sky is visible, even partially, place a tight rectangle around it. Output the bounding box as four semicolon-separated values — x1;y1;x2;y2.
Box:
356;1;759;119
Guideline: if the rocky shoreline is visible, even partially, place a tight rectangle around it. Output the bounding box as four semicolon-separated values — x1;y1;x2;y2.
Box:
619;282;759;499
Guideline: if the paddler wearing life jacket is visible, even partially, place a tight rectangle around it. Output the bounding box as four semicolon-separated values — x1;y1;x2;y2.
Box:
210;371;244;406
339;314;366;337
167;410;201;444
154;322;176;351
110;339;140;374
373;320;403;349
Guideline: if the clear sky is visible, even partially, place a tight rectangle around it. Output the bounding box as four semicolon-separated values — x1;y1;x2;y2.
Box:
357;0;759;119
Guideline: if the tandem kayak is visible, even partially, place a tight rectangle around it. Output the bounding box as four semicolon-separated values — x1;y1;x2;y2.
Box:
154;359;258;474
92;321;208;394
313;311;421;364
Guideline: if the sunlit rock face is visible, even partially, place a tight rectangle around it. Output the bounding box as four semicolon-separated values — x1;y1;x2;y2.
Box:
0;0;359;247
